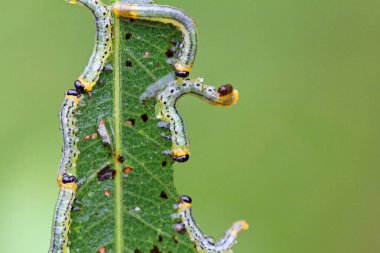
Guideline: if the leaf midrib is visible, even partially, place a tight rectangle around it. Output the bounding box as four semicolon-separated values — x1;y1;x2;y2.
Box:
113;9;124;253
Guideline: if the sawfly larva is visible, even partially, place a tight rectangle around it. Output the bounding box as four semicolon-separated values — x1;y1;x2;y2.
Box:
113;2;198;78
68;0;113;93
174;195;249;253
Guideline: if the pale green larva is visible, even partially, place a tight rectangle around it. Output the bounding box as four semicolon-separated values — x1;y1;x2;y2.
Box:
49;91;81;253
155;78;239;162
57;93;80;177
68;0;113;93
113;2;198;78
49;176;78;253
174;196;249;253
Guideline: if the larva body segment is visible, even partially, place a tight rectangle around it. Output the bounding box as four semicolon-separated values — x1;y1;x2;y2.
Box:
68;0;113;92
50;93;80;253
156;78;239;162
58;95;80;177
175;196;249;253
113;2;198;78
49;179;77;253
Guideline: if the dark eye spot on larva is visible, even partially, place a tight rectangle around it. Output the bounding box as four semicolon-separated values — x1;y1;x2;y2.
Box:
160;191;168;199
218;84;234;96
126;60;133;67
134;250;142;253
125;118;135;127
117;156;125;163
97;165;116;181
150;246;161;253
165;49;174;58
141;114;149;122
125;33;132;40
162;160;167;167
158;235;163;242
128;18;135;22
122;167;134;174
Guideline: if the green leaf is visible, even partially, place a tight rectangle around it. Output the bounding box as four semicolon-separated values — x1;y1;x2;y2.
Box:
69;9;196;253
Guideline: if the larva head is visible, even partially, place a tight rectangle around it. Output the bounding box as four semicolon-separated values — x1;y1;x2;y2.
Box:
180;195;192;204
172;147;190;163
218;84;234;96
172;154;189;163
175;70;190;78
74;80;85;94
66;89;79;97
177;195;192;210
62;175;77;184
217;84;239;106
175;63;192;78
57;175;78;191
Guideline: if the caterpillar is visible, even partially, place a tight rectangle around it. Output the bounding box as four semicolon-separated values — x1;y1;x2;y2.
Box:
155;78;239;162
57;91;81;177
174;195;249;253
49;175;78;253
49;91;81;253
113;2;198;78
68;0;113;93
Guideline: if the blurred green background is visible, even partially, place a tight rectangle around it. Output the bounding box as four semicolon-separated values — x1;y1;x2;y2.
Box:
1;0;379;252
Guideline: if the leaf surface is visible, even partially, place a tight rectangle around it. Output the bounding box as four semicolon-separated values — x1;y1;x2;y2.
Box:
69;12;195;253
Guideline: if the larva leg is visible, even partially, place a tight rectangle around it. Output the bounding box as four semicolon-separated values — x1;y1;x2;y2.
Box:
157;121;170;129
174;195;249;253
113;2;198;78
156;78;239;162
49;176;78;253
68;0;113;93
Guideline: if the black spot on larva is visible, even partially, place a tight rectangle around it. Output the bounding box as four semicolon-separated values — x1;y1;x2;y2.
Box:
160;191;168;199
126;60;133;67
165;49;174;58
125;118;135;127
134;249;142;253
125;33;132;40
218;84;234;96
158;235;163;242
141;114;148;122
117;156;125;163
62;175;77;184
129;18;135;22
150;246;161;253
162;160;167;167
97;165;116;181
174;222;187;234
180;195;192;204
